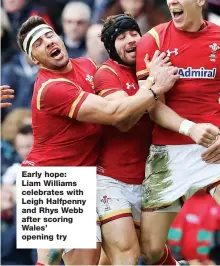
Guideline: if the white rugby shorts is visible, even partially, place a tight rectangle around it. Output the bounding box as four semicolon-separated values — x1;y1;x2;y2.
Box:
97;174;142;226
142;144;220;212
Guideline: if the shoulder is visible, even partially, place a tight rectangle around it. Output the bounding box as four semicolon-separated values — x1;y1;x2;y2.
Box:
35;77;81;110
96;60;119;77
71;57;98;71
35;68;78;90
37;78;80;95
154;21;171;33
138;22;171;49
141;22;170;39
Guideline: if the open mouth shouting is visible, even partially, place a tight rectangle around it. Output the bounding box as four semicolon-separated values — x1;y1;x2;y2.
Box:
171;8;184;22
49;47;63;60
125;46;137;58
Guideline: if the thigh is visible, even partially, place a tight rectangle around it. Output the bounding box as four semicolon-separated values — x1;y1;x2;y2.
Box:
63;245;101;265
142;145;188;211
97;175;140;261
37;249;63;265
127;184;142;226
101;216;139;262
141;211;177;250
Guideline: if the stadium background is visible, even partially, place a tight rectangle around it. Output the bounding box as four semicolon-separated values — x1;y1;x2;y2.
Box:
1;0;220;264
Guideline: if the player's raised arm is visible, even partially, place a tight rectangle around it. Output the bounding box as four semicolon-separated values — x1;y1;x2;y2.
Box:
77;64;179;131
36;64;177;132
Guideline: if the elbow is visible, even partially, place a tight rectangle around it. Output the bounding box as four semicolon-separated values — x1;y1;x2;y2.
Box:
149;112;155;122
113;115;132;132
116;124;131;132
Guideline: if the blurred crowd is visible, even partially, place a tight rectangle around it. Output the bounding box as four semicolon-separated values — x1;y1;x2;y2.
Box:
1;0;220;265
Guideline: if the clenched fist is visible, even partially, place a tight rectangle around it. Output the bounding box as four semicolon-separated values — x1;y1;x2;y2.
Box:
189;123;219;148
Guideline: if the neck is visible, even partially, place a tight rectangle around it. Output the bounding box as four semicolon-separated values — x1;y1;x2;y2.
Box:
119;61;135;70
40;60;72;73
192;17;205;32
182;18;205;32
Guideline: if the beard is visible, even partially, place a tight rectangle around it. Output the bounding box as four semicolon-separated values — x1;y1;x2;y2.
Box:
44;55;69;71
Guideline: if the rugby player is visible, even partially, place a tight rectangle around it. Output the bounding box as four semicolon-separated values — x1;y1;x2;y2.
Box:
17;15;179;265
94;14;153;265
136;0;220;265
94;13;219;265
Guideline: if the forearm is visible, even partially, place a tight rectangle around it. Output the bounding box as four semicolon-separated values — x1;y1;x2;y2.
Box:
112;84;156;130
115;112;145;132
149;101;184;132
77;85;156;128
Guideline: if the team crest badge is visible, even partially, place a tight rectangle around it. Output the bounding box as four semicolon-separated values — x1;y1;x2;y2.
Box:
101;195;111;211
85;74;95;89
209;43;220;62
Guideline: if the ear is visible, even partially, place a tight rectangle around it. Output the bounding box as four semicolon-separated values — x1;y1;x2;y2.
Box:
31;56;39;65
197;0;205;7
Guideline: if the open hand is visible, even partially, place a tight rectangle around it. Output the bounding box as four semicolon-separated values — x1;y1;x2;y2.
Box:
144;51;180;94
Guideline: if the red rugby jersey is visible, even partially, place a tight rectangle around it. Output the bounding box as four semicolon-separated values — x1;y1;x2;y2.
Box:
94;59;153;184
168;191;220;262
136;21;220;145
22;58;102;166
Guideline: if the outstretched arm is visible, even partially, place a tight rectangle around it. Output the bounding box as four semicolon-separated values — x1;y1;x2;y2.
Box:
77;64;179;131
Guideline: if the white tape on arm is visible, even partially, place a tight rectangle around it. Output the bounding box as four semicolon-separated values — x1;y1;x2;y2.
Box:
179;120;195;136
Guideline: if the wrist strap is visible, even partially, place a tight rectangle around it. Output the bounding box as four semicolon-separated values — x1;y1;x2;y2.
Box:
149;87;158;101
179;120;195;136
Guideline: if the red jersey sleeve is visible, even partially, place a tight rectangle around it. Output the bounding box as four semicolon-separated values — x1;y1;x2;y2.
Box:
136;28;160;80
94;67;123;97
37;79;89;118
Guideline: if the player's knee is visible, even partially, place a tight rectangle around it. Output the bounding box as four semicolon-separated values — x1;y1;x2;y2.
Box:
141;240;164;263
112;242;140;264
114;251;140;265
129;244;141;263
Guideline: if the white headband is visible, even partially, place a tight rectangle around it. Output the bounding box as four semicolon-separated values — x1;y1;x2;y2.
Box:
23;24;53;60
